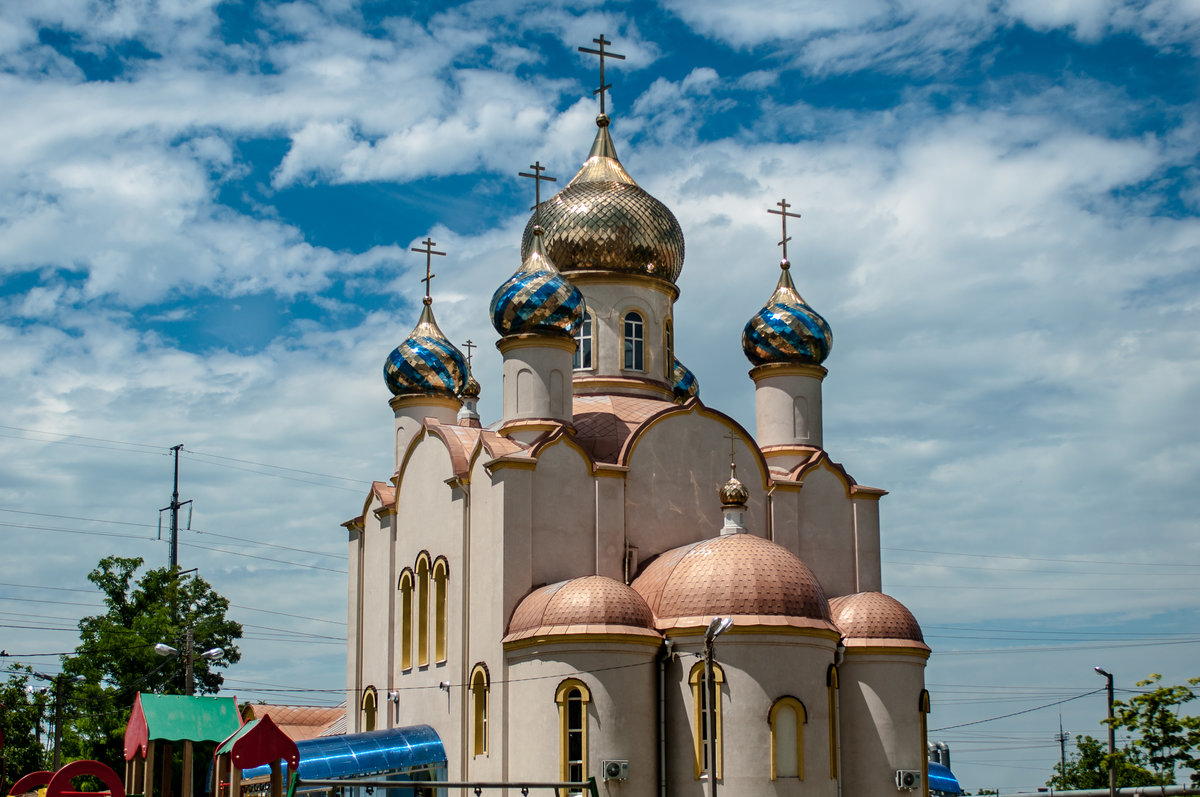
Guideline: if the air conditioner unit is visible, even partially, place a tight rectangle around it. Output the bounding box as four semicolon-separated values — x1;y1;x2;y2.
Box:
896;770;921;790
602;760;629;781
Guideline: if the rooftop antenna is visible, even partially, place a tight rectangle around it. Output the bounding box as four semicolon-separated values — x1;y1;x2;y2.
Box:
767;198;803;269
412;236;446;305
578;34;626;117
518;161;557;229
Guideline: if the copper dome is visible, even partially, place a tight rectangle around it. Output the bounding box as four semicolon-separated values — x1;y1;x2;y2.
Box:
829;591;928;649
631;534;835;632
505;575;660;641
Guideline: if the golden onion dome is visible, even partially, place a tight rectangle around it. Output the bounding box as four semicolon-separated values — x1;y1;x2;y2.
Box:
520;115;685;285
719;473;749;508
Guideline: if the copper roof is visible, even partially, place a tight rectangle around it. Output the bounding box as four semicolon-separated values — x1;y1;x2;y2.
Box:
631;534;835;632
571;394;675;463
829;591;928;650
504;575;660;641
240;704;345;742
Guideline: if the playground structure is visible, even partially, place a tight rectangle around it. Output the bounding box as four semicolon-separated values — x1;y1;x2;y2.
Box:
123;694;242;797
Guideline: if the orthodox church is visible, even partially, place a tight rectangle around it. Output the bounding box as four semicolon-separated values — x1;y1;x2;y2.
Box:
342;40;932;797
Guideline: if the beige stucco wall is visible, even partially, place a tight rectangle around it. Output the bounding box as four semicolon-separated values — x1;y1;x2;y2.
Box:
498;335;576;425
625;410;768;562
837;651;929;797
571;276;676;395
795;463;857;598
752;365;825;451
531;438;597;584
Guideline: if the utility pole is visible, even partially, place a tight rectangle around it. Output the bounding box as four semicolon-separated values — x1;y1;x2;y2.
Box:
161;444;191;570
1057;715;1068;780
1095;667;1116;797
32;673;73;771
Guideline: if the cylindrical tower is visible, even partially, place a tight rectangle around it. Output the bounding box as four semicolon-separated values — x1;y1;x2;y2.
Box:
743;257;833;470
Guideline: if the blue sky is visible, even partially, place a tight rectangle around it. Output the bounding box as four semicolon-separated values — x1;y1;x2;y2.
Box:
2;1;1199;792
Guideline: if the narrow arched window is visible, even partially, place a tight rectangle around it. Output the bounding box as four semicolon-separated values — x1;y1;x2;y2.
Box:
471;663;490;757
664;317;674;378
398;569;414;671
556;679;592;795
433;557;449;664
361;685;377;733
415;552;431;667
688;661;725;779
623;312;644;371
827;664;839;779
919;689;931;791
769;696;807;780
574;313;593;370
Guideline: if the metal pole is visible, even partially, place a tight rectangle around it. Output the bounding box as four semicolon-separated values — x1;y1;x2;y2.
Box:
1095;667;1115;797
705;638;717;797
184;627;195;696
51;676;64;770
169;444;183;570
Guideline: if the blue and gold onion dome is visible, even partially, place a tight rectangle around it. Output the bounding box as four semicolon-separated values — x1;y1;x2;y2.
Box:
671;357;699;402
384;299;469;398
490;230;585;337
742;261;833;366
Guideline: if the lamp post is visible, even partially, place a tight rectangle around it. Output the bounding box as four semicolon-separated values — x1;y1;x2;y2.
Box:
704;617;733;797
156;628;223;695
1094;666;1115;797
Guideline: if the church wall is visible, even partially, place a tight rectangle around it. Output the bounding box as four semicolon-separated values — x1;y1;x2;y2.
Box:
394;437;465;758
767;486;802;554
346;525;363;732
666;632;839;797
359;500;394;729
625;413;767;563
795;464;857;598
572;278;675;392
595;475;626;581
852;498;883;593
505;640;659;796
531;440;596;584
837;653;928;797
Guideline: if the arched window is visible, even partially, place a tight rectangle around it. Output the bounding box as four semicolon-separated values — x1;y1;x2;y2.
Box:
920;689;931;790
769;696;807;780
415;552;431;667
398;569;414;671
556;679;592;795
664;317;674;378
471;663;490;757
433;557;449;664
361;685;378;733
688;661;725;779
623;312;644;371
573;313;593;370
827;664;839;779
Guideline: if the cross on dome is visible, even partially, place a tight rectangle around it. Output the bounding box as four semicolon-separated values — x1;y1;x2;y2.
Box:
518;161;557;229
767;198;802;267
725;430;740;477
412;237;446;304
462;338;476;367
578;34;626;117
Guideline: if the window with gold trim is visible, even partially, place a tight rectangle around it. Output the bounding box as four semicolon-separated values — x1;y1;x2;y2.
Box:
398;569;414;671
415;552;431;666
623;312;644;371
664;317;674;378
433;556;449;664
769;696;807;779
471;663;490;757
573;312;593;370
556;678;591;795
361;685;378;732
688;660;725;779
827;664;839;779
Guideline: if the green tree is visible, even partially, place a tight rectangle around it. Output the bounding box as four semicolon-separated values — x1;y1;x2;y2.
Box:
57;556;242;769
1110;673;1200;786
1046;734;1157;790
0;664;50;788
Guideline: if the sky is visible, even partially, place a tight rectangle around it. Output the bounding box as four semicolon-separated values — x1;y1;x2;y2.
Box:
1;0;1199;792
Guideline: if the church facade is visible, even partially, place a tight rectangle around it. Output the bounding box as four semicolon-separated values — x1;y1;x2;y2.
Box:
342;50;932;797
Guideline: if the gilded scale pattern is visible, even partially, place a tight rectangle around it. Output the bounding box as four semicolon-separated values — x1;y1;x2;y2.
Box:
490;233;586;337
742;264;833;366
384;302;468;397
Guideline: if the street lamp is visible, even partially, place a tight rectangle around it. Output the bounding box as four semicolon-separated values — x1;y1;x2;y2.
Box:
1094;666;1115;797
156;628;224;695
704;617;733;797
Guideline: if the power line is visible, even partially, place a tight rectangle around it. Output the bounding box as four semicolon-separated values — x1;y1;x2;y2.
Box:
184;449;371;486
884;546;1200;569
930;689;1102;732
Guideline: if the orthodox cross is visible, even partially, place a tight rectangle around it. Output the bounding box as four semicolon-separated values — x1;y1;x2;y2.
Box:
767;198;802;263
462;339;476;368
412;237;445;300
724;431;740;474
518;161;557;226
578;35;626;116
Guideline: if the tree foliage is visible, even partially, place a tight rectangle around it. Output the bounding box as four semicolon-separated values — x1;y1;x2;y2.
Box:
57;556;242;770
1047;734;1157;790
0;664;50;789
1110;673;1200;787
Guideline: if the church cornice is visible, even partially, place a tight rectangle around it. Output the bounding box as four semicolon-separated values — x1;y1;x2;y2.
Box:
788;450;889;500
